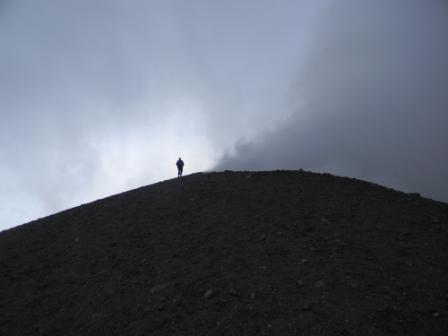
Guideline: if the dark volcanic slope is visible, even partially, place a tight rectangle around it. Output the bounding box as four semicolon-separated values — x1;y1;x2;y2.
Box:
1;171;447;335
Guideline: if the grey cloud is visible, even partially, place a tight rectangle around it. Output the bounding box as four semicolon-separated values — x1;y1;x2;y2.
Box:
216;0;448;202
1;0;320;230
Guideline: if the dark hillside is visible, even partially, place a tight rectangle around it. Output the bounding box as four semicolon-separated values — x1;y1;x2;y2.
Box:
0;171;447;335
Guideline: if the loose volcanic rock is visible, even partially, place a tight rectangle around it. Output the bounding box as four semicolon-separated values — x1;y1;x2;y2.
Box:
0;170;447;335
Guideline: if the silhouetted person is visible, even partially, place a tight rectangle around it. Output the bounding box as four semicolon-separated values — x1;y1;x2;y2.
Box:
176;157;184;178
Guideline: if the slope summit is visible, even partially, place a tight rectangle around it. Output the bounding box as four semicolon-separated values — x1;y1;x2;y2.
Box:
0;170;447;335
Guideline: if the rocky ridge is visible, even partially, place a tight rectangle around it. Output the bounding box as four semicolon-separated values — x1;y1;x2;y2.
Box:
0;170;447;335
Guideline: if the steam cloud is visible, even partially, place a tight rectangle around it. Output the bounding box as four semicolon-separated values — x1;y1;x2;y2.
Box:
0;1;316;230
1;0;447;231
216;0;448;201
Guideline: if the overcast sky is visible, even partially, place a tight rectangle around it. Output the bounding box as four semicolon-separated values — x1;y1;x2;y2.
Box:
1;0;447;231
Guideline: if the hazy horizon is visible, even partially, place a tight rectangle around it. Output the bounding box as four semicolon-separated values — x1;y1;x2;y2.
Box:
1;0;447;231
